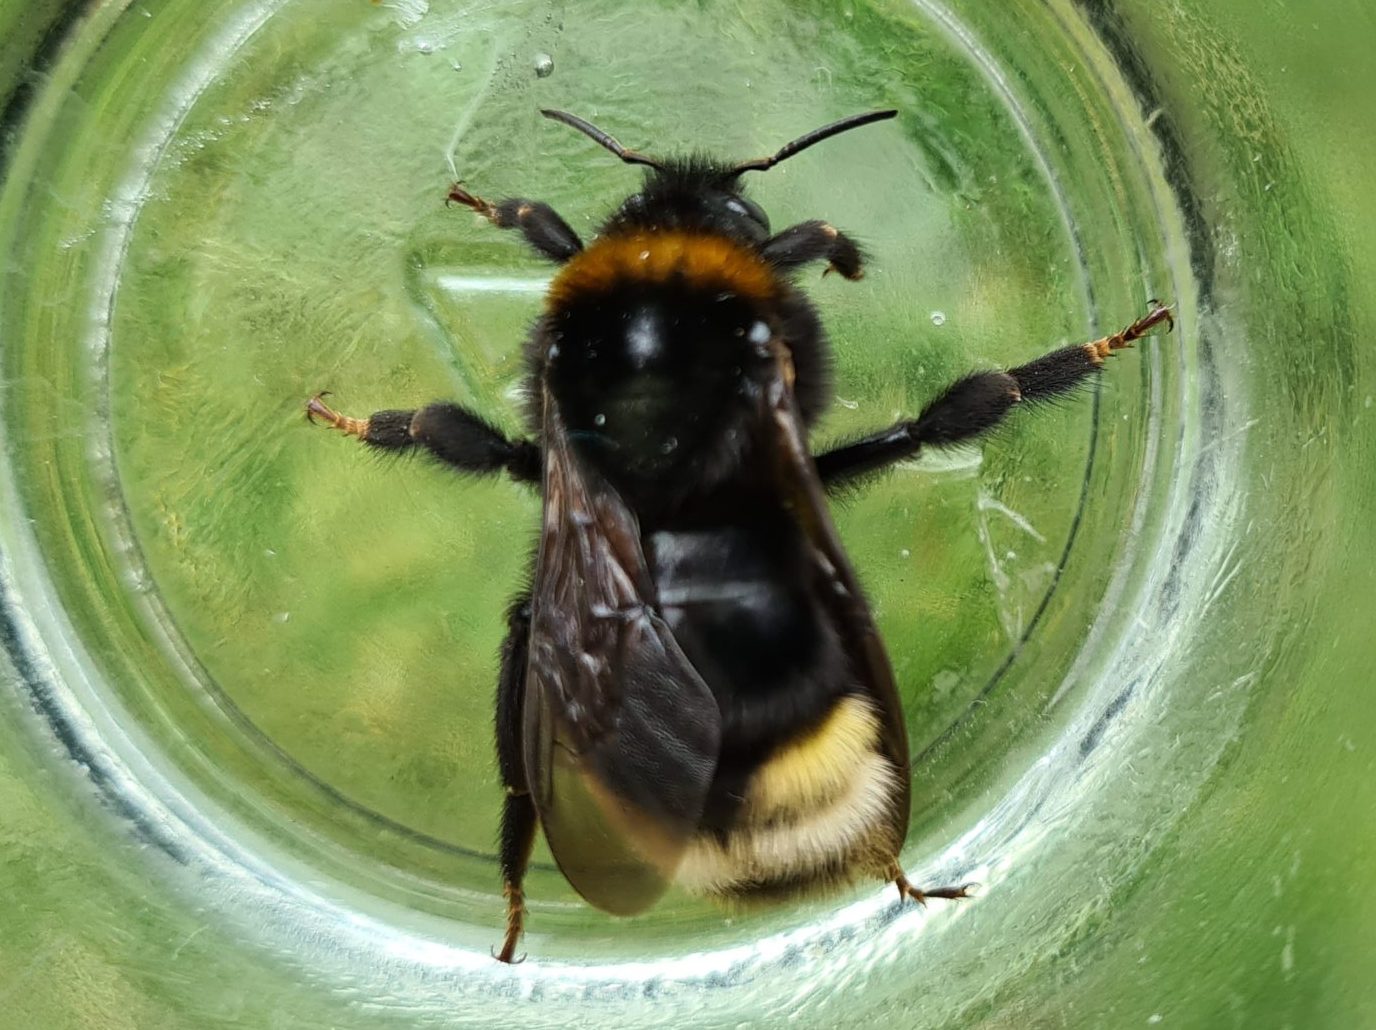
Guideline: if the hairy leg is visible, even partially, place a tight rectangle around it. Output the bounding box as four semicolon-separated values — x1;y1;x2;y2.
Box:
494;594;537;964
306;394;540;483
761;220;865;279
446;185;583;263
816;303;1173;487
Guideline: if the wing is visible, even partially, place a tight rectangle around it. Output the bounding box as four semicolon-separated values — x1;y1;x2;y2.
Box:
762;341;913;846
524;387;721;916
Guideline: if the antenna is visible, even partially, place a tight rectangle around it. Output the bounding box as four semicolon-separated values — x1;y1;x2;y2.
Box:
540;107;898;176
540;109;666;170
729;109;898;174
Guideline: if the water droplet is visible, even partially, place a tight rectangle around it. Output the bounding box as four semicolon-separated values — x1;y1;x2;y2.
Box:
414;38;435;54
836;396;859;410
273;611;291;625
930;310;946;326
900;548;911;558
593;413;606;427
533;52;554;78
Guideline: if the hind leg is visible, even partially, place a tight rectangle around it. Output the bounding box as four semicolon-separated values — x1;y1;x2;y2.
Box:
494;594;537;963
887;863;976;907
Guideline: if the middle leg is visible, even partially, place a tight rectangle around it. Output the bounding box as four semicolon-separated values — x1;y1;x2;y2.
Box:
815;303;1173;487
307;394;540;483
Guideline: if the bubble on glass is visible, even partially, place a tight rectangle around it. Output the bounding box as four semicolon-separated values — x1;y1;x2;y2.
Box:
930;310;947;326
533;52;554;78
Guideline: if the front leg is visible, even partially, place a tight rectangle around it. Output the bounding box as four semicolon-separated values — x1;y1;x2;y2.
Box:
447;185;583;263
816;303;1173;487
307;394;540;483
761;220;866;279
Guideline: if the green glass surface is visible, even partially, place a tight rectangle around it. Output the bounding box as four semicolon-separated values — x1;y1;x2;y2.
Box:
1;0;1372;1026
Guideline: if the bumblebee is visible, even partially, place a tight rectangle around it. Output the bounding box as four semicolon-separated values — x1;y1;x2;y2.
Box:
307;107;1172;962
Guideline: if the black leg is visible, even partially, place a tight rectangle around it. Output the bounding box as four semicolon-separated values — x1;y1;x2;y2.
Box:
816;304;1173;487
497;793;538;964
447;185;583;263
494;594;532;794
761;220;865;279
306;395;540;483
494;593;537;964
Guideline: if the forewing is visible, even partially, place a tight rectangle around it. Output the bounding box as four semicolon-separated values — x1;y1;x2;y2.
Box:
763;342;913;845
524;390;721;915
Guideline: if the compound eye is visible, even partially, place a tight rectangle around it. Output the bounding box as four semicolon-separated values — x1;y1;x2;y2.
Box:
723;194;771;235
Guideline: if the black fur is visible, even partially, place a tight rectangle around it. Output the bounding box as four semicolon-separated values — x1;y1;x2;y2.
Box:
359;403;540;482
603;157;770;242
816;346;1110;487
913;371;1022;446
1008;343;1102;403
761;220;866;279
645;504;851;832
360;408;415;449
494;592;532;792
491;198;583;263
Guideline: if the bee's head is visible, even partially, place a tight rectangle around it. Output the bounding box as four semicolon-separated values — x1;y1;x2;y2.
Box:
609;159;772;242
540;108;896;244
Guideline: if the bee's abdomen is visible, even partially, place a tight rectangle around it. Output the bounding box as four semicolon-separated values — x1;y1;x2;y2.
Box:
675;694;901;899
648;518;902;897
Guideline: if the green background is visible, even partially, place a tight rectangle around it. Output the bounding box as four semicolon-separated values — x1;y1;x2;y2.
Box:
2;1;1373;1026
